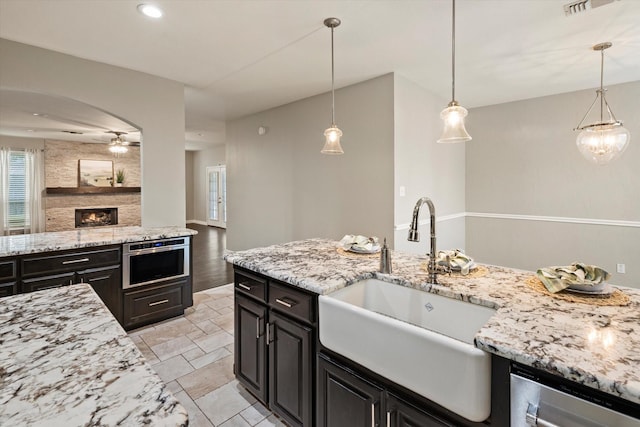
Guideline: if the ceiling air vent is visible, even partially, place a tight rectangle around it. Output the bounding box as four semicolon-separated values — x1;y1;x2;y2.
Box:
564;0;618;16
61;130;84;135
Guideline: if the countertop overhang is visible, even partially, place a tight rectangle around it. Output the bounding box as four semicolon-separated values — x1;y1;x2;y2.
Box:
0;226;197;257
225;238;640;405
0;284;188;426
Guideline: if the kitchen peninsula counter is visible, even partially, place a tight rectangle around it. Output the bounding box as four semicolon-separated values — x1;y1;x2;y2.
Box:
225;238;640;406
0;225;197;257
0;284;188;426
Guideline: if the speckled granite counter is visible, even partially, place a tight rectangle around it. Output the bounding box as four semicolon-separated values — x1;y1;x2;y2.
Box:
0;284;188;426
0;226;197;257
225;238;640;405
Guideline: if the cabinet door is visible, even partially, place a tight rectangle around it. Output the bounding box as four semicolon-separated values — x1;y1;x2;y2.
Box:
78;265;122;323
268;311;313;427
317;354;384;427
387;393;453;427
21;272;75;293
0;282;17;298
235;293;268;404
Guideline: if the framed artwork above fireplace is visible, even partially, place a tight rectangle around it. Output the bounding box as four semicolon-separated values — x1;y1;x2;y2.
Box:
78;159;113;187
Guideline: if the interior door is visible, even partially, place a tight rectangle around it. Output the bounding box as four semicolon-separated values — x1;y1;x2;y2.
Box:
206;165;226;228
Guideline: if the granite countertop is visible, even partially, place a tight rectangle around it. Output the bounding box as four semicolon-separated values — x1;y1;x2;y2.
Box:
0;226;197;257
0;284;188;426
225;238;640;405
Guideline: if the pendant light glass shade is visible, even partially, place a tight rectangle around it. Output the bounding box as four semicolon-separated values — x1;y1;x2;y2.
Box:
574;42;630;165
108;133;128;155
321;17;344;155
576;123;629;165
438;103;471;143
438;0;471;144
322;126;344;154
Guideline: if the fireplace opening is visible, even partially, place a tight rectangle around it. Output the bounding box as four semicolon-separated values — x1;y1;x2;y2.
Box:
75;208;118;228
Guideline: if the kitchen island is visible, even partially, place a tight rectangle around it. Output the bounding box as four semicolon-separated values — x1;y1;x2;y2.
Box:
0;225;197;257
225;238;640;416
0;226;197;329
0;283;188;426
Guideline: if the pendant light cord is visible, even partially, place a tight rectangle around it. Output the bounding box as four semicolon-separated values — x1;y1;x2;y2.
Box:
451;0;456;103
331;25;336;126
599;47;604;123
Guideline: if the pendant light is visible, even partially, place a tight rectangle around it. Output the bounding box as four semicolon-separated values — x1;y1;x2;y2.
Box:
437;0;472;144
321;17;344;155
574;42;630;165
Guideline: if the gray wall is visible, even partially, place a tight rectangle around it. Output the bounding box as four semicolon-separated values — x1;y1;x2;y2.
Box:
0;39;186;227
226;74;395;250
186;145;226;223
466;81;640;287
393;75;466;255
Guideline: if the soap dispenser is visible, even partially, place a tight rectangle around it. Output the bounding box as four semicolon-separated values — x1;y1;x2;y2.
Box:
380;238;392;274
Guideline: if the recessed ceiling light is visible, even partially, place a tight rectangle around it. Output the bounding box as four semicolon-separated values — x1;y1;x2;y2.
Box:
26;129;34;132
137;4;163;18
32;112;40;116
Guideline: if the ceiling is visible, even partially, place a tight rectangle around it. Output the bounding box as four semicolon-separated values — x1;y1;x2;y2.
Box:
1;0;639;150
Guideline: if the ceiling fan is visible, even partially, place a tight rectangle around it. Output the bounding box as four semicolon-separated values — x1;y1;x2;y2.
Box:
106;131;137;154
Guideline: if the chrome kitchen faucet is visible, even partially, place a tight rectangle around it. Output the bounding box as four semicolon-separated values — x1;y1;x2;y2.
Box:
408;197;438;284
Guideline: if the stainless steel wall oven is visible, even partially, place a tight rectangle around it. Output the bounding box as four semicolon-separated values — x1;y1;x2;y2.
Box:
122;238;190;289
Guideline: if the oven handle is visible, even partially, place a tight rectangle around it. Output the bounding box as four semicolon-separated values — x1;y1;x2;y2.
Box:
125;243;189;256
526;403;560;427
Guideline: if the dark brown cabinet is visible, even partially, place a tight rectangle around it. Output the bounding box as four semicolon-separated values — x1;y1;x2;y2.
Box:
235;293;268;402
269;311;313;427
234;268;316;427
318;353;454;427
317;353;384;427
79;265;122;322
123;278;190;329
16;246;123;322
387;393;452;427
0;260;17;297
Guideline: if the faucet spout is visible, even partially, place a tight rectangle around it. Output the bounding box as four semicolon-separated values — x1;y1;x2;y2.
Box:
407;197;438;284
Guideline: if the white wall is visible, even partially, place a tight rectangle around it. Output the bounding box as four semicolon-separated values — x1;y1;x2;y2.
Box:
187;145;226;223
0;39;186;227
226;74;395;251
393;75;466;255
466;81;640;287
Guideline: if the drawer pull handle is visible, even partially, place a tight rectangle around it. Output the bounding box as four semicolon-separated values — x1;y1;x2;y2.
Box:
149;299;169;307
256;318;260;339
62;258;90;265
88;276;110;282
275;298;296;308
371;403;375;427
386;410;391;427
238;283;251;291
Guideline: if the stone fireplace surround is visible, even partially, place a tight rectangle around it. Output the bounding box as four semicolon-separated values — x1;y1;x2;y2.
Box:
44;140;141;232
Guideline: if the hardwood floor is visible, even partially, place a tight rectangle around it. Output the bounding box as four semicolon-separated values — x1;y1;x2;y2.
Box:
187;223;234;292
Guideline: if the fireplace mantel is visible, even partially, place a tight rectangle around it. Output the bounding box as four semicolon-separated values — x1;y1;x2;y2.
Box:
46;187;141;195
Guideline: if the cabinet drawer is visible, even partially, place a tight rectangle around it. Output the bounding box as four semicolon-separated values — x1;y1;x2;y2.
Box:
123;280;186;329
269;281;316;324
21;272;75;293
0;260;17;281
22;247;121;277
235;270;266;302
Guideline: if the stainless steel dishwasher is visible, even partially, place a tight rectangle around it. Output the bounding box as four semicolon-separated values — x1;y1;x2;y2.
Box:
510;364;640;427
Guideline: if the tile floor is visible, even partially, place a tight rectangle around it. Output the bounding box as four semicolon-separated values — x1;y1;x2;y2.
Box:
127;284;287;427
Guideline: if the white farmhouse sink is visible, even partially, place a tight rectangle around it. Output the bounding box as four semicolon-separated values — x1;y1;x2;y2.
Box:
318;279;496;422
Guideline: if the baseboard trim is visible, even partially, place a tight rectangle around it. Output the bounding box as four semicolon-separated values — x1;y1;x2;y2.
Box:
186;220;208;225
